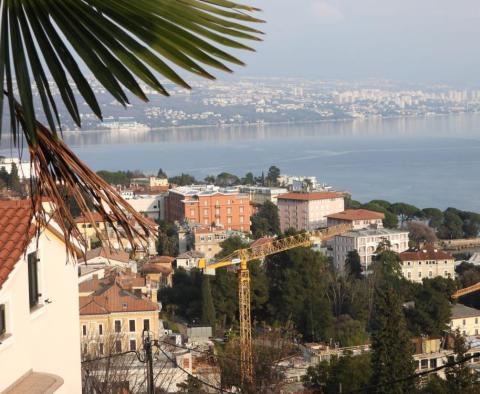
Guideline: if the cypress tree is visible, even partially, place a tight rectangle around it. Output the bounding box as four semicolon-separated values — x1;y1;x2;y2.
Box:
370;284;416;394
201;274;216;333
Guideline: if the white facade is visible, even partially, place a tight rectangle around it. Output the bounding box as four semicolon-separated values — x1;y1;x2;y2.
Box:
126;194;166;221
0;230;82;393
237;185;288;205
331;228;409;272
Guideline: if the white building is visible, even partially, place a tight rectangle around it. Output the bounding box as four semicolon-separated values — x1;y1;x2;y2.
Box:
175;250;205;271
331;228;409;272
326;209;384;230
124;194;166;221
277;192;345;232
451;304;480;336
0;200;82;393
399;247;455;283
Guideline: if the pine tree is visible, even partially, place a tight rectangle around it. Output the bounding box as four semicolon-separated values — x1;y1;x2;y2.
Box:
201;275;216;333
445;330;480;394
370;284;416;394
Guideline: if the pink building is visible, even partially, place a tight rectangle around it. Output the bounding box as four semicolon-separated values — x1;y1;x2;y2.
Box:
277;192;345;232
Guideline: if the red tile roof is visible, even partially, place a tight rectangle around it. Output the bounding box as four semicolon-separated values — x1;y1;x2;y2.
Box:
78;247;130;264
141;263;173;275
74;212;115;224
326;209;385;221
0;200;35;290
399;247;453;261
146;255;175;265
79;280;158;315
277;192;344;201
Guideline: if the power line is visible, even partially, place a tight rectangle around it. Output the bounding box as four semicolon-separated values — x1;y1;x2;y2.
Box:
81;350;139;363
157;343;235;394
344;353;478;394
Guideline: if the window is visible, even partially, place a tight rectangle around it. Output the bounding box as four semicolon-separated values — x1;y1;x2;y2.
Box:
476;318;478;324
129;339;136;351
430;358;437;368
420;359;428;370
82;325;87;336
0;304;5;336
240;206;244;213
99;343;104;355
129;320;136;332
428;271;432;278
418;272;422;278
144;319;150;331
463;319;466;326
115;340;122;353
227;207;232;215
227;217;232;224
28;252;40;308
115;320;121;333
99;324;103;336
203;208;208;216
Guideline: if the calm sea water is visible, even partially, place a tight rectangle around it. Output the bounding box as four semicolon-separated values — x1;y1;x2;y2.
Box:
2;114;480;211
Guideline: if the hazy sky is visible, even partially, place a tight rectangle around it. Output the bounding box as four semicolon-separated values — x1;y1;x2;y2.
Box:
231;0;480;85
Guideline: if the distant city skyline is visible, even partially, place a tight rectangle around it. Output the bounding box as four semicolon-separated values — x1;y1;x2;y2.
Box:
227;0;480;86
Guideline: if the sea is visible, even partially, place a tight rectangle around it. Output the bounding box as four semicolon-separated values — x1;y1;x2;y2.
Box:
1;114;480;212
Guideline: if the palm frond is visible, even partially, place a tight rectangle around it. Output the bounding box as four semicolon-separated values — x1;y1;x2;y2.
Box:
0;0;262;254
0;0;263;140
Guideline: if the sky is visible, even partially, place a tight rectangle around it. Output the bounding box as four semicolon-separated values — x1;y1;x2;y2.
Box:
230;0;480;85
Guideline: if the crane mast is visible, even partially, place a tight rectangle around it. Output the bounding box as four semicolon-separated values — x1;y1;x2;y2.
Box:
198;223;352;384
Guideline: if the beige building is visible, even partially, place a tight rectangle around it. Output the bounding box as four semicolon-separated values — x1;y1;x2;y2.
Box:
131;176;169;188
331;228;409;272
0;200;82;393
237;185;288;205
193;226;228;261
277;192;345;232
327;209;384;230
75;212;116;245
79;277;159;358
450;304;480;336
399;247;455;283
141;256;175;288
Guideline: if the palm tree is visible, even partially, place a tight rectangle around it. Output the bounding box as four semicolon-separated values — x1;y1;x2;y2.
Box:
0;0;263;253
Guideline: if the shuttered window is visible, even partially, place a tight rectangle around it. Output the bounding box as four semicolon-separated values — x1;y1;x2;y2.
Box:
28;252;39;308
0;304;5;336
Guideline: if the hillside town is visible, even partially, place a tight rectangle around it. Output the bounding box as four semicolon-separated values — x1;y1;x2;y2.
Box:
2;156;480;393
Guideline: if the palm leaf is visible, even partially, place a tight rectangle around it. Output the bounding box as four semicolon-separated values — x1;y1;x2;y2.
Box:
0;0;262;254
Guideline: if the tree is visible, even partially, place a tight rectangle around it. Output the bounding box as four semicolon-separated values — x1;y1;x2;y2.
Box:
407;221;438;246
438;210;464;239
242;172;255;185
422;208;444;229
204;175;216;184
168;173;197;186
157;168;168;179
157;220;179;256
8;163;22;194
303;353;372;394
0;1;262;256
405;277;454;336
370;285;416;394
445;331;480;394
251;201;280;238
383;211;399;229
345;250;362;279
390;202;420;225
265;165;280;186
201;275;216;332
214;172;240;187
177;375;205;393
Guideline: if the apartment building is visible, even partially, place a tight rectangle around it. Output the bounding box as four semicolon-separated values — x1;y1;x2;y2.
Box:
450;304;480;336
79;276;159;358
166;185;251;232
141;255;175;288
399;247;455;283
193;226;228;260
277;192;345;232
0;200;82;393
327;209;384;230
331;228;409;272
237;185;288;205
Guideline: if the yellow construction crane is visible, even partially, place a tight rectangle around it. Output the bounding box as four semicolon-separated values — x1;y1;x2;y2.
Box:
452;282;480;299
197;223;352;384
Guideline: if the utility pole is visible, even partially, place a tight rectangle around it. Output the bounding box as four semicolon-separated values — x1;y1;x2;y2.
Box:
144;330;155;394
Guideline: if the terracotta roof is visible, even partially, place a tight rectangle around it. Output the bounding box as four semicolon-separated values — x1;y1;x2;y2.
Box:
78;247;130;264
146;255;175;265
327;209;385;221
141;263;173;275
399;247;453;261
451;304;480;319
0;200;35;290
79;281;158;315
277;192;344;201
177;250;204;259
